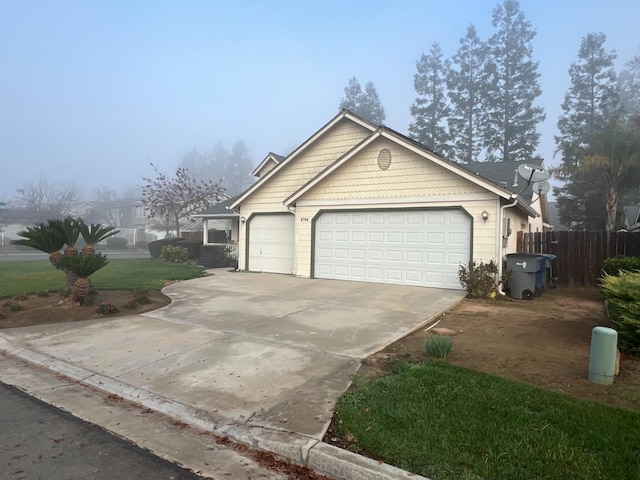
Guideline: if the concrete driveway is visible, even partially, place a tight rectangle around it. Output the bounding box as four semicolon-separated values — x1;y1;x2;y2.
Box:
0;270;465;440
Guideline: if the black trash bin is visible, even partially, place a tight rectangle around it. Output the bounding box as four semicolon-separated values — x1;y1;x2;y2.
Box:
506;253;544;300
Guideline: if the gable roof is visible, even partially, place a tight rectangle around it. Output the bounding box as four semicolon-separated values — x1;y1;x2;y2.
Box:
193;194;241;218
229;109;377;210
283;125;538;218
251;152;285;177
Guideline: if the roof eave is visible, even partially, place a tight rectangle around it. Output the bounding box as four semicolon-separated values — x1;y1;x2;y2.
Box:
229;110;377;210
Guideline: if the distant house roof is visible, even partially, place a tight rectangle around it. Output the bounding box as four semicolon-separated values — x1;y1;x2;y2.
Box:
623;204;640;231
0;207;52;224
193;195;241;218
461;161;542;203
546;202;572;230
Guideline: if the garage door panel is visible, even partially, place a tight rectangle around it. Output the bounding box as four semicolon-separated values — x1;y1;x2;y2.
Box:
351;249;365;260
350;266;365;278
248;214;295;274
315;210;470;290
406;251;423;263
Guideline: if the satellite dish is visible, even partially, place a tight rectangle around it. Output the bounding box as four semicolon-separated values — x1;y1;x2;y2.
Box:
531;180;550;195
517;163;549;183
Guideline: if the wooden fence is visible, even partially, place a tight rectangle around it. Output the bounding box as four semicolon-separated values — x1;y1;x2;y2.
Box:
517;231;640;289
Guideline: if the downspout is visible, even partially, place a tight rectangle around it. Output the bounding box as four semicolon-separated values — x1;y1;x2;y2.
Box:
287;205;297;276
498;194;519;296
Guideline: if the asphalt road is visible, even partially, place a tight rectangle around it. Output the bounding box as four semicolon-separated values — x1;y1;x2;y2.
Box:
0;251;151;262
0;382;202;480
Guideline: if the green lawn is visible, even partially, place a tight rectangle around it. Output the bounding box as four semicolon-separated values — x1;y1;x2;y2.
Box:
335;360;640;480
0;259;206;297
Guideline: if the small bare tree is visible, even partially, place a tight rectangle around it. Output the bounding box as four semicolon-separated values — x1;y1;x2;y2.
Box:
87;186;138;228
142;163;225;237
16;178;84;221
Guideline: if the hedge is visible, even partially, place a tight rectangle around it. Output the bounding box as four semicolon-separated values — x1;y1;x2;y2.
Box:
106;237;128;250
198;245;237;269
148;238;186;258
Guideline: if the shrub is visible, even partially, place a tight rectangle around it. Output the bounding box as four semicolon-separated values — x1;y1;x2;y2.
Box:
458;260;506;298
106;237;128;250
148;238;186;259
132;289;151;305
160;245;189;263
134;240;149;250
602;256;640;276
13;294;28;301
198;244;237;268
96;302;119;315
425;335;453;359
9;303;22;312
123;300;140;310
37;290;50;298
181;240;202;260
600;271;640;356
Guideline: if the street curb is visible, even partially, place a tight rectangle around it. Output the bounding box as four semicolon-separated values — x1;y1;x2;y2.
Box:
0;342;430;480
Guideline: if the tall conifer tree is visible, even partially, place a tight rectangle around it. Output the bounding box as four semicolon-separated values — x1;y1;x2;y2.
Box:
409;42;451;155
447;25;486;163
481;0;544;162
554;32;618;230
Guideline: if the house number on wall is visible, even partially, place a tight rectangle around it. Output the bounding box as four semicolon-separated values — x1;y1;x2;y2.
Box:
300;217;309;222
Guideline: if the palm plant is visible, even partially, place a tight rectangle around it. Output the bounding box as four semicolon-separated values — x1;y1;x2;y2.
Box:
58;252;109;303
79;223;119;256
49;218;82;257
12;223;65;266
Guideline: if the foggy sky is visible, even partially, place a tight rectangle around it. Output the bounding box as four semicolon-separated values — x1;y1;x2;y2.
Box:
1;0;638;202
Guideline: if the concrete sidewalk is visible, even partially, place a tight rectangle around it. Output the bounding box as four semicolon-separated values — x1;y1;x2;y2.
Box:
0;270;464;479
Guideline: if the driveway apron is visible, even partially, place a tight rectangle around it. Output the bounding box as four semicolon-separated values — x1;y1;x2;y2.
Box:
0;270;465;439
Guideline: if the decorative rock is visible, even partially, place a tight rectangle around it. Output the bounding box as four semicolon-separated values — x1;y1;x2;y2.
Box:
431;327;457;336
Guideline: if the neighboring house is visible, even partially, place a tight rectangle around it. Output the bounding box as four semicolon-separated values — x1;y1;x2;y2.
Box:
622;204;640;232
0;207;45;245
224;109;545;290
546;202;573;231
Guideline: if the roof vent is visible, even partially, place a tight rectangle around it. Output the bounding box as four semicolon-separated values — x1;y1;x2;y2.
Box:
513;169;519;187
378;149;391;170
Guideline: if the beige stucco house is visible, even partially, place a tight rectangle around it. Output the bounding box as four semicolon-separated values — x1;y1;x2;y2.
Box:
226;110;546;290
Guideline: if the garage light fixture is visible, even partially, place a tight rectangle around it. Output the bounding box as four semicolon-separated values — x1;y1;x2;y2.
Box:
241;216;246;223
481;210;488;223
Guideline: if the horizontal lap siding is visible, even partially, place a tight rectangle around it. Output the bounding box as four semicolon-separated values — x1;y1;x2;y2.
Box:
302;139;484;200
294;139;500;277
237;120;372;269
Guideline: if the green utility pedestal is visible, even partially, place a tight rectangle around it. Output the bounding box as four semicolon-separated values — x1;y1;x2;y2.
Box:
588;326;618;385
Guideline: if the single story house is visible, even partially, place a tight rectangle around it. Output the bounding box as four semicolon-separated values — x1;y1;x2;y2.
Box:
202;110;547;290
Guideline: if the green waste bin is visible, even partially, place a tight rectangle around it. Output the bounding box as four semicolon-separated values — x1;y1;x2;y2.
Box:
506;253;543;300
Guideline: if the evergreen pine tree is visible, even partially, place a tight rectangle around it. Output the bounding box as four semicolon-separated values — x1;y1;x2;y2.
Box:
447;25;487;163
339;77;386;124
554;32;618;230
618;49;640;123
409;42;452;155
481;0;544;162
225;141;254;195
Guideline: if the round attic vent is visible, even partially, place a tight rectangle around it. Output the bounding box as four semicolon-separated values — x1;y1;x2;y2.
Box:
378;149;391;170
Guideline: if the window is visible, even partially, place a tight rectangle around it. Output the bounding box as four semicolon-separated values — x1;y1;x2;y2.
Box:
207;219;232;243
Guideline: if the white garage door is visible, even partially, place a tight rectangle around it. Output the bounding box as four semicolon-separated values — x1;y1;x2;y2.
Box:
248;214;295;274
314;209;471;289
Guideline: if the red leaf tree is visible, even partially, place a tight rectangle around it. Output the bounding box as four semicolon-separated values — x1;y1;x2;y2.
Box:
142;163;225;237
